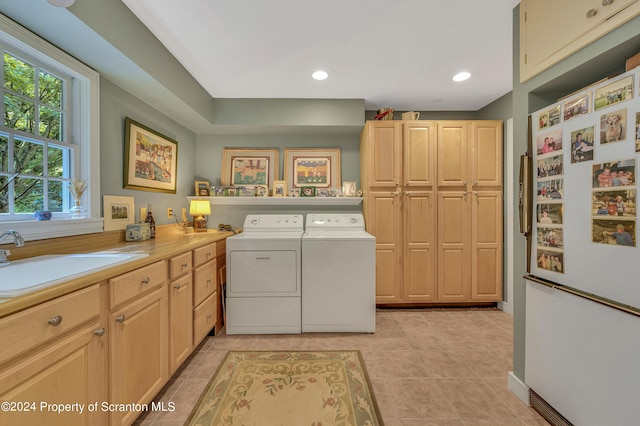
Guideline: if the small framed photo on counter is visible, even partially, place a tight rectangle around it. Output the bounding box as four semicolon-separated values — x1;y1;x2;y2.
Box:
273;180;287;197
342;181;356;197
195;180;210;196
300;186;316;197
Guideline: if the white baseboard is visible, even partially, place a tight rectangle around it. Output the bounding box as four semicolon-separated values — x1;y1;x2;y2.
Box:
497;301;512;315
508;371;530;406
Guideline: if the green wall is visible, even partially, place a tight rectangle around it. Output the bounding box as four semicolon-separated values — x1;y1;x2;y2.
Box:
99;78;197;225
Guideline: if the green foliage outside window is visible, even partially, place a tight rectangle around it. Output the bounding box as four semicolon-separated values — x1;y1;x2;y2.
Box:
1;52;68;214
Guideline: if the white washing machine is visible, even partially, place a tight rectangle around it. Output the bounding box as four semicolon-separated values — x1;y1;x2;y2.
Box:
302;213;376;333
226;214;303;334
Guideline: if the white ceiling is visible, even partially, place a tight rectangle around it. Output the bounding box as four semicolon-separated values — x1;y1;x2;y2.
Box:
122;0;519;112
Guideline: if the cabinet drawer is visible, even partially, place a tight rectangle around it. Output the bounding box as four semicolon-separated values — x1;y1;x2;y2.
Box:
194;243;216;267
193;291;217;344
169;251;192;281
193;260;216;306
0;284;100;364
110;260;167;308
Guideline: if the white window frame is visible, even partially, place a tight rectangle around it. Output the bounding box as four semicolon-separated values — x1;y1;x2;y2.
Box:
0;15;102;241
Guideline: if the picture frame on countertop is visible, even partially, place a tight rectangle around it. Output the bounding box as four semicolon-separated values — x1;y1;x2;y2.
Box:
103;195;135;231
300;186;316;197
221;148;279;189
284;148;341;189
256;185;269;197
124;117;178;193
273;180;286;197
195;180;210;196
342;181;356;197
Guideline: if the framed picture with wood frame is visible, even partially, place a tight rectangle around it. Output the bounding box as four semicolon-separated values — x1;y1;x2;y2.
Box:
284;148;341;189
124;117;178;193
195;180;210;196
221;148;279;189
273;180;286;197
103;195;135;231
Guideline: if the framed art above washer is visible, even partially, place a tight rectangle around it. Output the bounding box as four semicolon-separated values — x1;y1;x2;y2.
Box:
221;148;279;189
284;148;341;189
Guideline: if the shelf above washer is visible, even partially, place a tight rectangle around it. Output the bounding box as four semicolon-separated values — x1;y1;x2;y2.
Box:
187;196;363;206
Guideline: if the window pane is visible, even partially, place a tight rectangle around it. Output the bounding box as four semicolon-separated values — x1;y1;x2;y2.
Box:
4;93;35;133
14;138;44;176
14;177;43;212
0;176;7;213
39;105;62;140
39;71;62;108
48;180;63;212
4;53;35;98
48;145;66;177
0;134;7;172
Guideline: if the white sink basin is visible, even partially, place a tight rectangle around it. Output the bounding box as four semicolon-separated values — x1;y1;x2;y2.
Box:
0;252;149;298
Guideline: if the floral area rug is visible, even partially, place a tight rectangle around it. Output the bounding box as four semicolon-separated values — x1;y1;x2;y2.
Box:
186;350;383;426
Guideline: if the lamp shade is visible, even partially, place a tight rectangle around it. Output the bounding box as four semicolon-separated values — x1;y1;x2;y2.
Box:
189;200;211;216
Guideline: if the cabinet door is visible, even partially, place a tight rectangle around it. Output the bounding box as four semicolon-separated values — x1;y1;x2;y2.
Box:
471;121;502;187
472;191;503;301
365;121;402;187
110;287;168;426
403;190;436;301
437;122;468;187
169;273;193;374
520;0;640;81
437;191;470;301
364;191;401;303
0;323;107;426
403;122;435;187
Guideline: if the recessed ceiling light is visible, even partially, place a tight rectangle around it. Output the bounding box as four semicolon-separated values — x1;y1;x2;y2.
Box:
312;70;328;81
452;71;471;82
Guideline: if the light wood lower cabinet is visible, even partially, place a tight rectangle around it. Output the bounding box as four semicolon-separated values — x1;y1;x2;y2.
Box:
109;286;168;426
169;272;193;374
0;238;228;426
404;190;436;301
0;284;107;426
193;291;217;344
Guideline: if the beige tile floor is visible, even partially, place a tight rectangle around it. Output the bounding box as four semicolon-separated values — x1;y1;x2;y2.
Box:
134;309;550;425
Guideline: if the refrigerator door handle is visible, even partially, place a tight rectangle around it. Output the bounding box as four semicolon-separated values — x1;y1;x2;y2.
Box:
518;153;531;236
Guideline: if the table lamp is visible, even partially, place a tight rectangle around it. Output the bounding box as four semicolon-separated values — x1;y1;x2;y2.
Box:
190;200;211;232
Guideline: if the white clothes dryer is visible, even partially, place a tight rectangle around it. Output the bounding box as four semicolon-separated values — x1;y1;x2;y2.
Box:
302;213;376;333
226;214;303;334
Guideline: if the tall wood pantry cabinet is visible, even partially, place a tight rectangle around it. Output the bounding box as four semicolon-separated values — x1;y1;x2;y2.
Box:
360;120;503;305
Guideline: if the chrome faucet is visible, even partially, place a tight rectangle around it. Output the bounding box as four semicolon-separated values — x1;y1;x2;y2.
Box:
0;230;25;266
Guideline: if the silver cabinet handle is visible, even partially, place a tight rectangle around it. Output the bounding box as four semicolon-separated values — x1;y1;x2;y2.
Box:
181;262;188;268
586;8;598;18
174;283;182;289
463;181;467;186
94;327;105;337
602;0;614;5
141;277;150;284
115;314;126;323
205;252;212;258
48;315;62;326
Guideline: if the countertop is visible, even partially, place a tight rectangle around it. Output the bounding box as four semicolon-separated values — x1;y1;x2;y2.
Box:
0;229;235;318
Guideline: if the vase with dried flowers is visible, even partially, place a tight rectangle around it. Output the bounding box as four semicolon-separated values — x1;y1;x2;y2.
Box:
68;178;87;219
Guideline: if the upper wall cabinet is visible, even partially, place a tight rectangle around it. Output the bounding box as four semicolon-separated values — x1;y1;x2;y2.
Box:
519;0;640;82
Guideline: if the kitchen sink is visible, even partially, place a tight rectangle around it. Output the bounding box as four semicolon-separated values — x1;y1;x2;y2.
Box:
0;252;149;298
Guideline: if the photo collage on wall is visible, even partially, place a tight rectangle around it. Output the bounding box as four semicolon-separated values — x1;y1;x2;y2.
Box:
533;68;640;273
